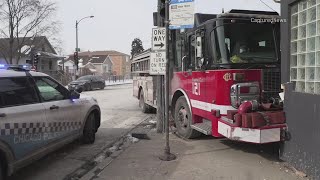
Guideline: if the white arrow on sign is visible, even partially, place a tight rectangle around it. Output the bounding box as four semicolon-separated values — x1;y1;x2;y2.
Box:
152;28;166;51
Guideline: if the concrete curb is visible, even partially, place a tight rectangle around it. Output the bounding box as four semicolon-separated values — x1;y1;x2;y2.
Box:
104;82;133;87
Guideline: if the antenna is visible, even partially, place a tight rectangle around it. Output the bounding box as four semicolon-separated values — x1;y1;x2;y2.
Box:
259;0;277;12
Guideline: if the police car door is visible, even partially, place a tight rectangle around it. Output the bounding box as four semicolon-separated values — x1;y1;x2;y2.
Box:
0;76;47;160
34;77;82;143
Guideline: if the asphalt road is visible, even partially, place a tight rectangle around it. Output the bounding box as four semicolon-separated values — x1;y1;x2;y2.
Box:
9;84;152;180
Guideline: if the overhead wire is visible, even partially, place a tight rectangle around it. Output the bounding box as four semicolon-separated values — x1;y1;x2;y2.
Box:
259;0;277;12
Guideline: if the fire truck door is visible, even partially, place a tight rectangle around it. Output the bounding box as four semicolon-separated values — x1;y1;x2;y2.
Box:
189;34;207;118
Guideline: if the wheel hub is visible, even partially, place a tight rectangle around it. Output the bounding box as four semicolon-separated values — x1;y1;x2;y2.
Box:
178;107;188;129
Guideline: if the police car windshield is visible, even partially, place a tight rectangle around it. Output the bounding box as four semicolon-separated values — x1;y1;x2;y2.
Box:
212;22;278;64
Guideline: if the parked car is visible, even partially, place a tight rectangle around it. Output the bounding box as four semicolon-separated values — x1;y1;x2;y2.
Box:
68;75;105;91
0;67;101;179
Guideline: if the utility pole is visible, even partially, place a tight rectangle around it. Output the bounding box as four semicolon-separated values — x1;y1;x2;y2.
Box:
159;0;176;162
75;16;94;79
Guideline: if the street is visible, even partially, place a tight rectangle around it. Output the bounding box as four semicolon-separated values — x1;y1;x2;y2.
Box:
9;84;152;180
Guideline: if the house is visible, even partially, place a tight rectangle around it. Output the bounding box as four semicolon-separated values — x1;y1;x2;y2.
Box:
280;0;320;179
67;50;130;77
0;36;61;75
89;56;113;76
58;59;76;75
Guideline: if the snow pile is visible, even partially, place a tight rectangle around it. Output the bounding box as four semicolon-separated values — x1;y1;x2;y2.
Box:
126;134;139;143
109;145;119;152
94;155;105;163
149;120;157;124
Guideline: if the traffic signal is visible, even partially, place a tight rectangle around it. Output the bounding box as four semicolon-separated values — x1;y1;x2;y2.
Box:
157;0;166;27
74;51;79;69
33;54;39;65
159;0;165;18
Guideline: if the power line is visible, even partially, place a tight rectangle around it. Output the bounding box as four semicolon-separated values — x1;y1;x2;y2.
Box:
259;0;277;12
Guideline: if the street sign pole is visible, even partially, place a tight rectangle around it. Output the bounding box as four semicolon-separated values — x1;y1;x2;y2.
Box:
159;0;176;162
156;0;165;134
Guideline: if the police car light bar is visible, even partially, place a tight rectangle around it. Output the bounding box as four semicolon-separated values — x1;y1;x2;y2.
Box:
0;64;31;71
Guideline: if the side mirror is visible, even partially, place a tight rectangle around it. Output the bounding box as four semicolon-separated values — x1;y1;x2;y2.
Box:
197;57;204;68
70;90;80;100
196;37;202;58
182;56;187;72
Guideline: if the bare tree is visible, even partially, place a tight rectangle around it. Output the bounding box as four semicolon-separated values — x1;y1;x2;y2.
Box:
0;0;59;64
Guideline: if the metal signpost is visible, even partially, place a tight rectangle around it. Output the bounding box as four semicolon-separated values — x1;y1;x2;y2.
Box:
158;0;195;162
158;0;176;162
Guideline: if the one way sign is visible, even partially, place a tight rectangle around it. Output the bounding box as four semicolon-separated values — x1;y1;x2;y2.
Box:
152;28;166;51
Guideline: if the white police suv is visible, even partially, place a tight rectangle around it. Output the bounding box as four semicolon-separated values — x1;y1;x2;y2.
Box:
0;66;101;179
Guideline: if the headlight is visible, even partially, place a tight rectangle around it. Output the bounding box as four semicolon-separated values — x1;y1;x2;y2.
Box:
230;82;260;108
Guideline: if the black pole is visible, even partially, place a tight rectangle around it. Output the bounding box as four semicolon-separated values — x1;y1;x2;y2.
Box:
76;21;79;71
156;0;165;133
159;0;176;162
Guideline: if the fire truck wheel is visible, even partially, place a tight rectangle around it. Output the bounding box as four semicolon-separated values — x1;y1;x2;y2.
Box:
174;96;201;139
0;160;4;180
82;113;96;144
139;89;151;113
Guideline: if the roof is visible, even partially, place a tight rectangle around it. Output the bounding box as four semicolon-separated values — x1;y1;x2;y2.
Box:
0;36;57;58
90;56;107;64
0;69;48;78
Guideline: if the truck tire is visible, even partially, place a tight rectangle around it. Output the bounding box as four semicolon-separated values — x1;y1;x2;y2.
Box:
174;96;201;139
82;113;96;144
0;161;4;180
139;89;150;113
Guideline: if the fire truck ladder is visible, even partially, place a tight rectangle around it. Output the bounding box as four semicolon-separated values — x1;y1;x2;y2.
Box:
191;119;212;135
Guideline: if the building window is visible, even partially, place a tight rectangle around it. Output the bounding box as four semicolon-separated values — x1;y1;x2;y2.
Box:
290;0;320;94
103;64;108;72
49;60;53;70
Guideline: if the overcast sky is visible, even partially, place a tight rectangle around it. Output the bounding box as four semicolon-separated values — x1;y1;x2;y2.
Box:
55;0;280;56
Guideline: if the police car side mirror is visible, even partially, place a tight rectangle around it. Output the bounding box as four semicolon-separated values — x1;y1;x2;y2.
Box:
70;90;80;100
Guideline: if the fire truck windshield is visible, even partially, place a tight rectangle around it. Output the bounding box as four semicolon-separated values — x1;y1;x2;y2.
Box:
212;22;279;65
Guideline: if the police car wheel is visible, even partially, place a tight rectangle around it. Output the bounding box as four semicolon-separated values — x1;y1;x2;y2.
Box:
82;113;96;144
0;161;4;180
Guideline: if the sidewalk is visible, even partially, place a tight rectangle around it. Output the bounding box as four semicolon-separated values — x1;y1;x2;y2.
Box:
105;79;133;86
92;130;306;180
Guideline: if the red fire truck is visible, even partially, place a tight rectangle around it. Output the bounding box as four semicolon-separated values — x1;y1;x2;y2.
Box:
132;9;286;144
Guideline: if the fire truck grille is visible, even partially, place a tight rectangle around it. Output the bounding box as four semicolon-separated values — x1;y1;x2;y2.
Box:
262;68;281;102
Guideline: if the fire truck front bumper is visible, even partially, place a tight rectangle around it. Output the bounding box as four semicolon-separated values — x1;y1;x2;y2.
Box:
218;121;287;144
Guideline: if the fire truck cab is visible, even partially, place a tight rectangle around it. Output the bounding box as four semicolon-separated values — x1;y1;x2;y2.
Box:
170;10;286;144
